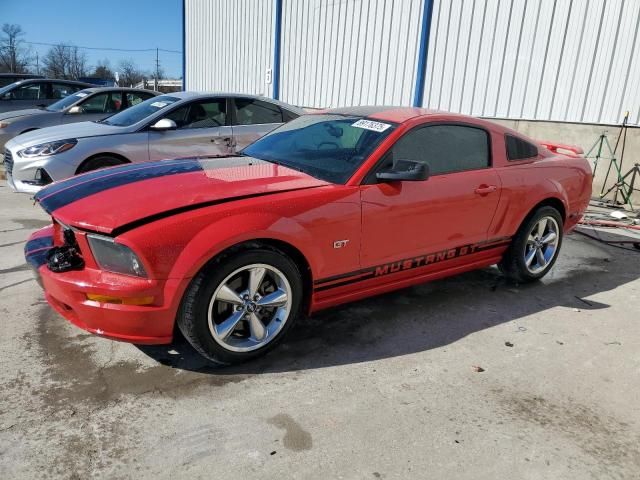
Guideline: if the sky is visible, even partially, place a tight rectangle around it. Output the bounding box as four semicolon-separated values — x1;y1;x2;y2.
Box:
3;0;183;78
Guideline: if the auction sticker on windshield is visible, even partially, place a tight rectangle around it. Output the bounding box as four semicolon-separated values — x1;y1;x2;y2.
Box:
352;119;391;132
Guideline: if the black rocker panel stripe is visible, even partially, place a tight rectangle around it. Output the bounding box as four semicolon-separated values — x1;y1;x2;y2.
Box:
35;159;204;213
314;238;512;292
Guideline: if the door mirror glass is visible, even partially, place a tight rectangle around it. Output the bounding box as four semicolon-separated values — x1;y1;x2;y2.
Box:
150;118;178;131
376;160;429;182
67;105;83;114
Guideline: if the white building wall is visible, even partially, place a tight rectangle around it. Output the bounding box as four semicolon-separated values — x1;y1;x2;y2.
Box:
423;0;640;125
279;0;425;108
184;0;640;125
184;0;275;96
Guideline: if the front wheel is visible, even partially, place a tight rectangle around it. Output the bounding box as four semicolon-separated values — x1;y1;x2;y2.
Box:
177;248;304;364
77;155;126;174
499;206;563;283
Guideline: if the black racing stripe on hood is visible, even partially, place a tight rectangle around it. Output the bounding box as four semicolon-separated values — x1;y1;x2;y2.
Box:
35;159;204;213
109;185;325;237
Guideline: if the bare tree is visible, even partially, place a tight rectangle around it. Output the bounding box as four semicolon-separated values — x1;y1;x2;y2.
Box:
92;59;113;80
42;44;88;80
117;59;144;87
0;24;32;73
68;46;88;79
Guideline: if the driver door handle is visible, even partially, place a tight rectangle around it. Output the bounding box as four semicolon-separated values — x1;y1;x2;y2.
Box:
474;185;497;195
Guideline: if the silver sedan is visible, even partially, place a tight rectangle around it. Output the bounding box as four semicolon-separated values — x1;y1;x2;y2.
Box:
0;87;158;151
4;92;304;194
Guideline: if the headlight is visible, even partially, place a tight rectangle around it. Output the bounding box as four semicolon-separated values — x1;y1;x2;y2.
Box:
18;139;77;158
87;234;147;277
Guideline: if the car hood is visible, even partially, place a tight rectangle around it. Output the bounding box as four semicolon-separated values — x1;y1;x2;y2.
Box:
0;108;49;121
34;156;330;234
10;121;125;147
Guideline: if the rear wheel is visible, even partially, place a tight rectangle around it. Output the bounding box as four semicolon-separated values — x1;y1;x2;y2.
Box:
77;155;126;174
177;248;303;365
499;206;563;283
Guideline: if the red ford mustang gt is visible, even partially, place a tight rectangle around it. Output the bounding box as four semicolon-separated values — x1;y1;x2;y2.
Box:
25;107;592;364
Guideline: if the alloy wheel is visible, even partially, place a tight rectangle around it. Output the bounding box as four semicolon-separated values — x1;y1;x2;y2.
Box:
207;263;292;352
523;216;560;274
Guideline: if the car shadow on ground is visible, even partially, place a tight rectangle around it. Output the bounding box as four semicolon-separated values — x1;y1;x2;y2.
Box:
136;235;639;374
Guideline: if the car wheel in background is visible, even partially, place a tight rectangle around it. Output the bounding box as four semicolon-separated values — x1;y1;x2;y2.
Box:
499;206;564;283
177;247;304;365
77;155;126;174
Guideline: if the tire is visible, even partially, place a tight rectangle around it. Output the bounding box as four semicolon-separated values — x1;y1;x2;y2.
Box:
177;247;304;365
77;155;126;174
499;206;564;283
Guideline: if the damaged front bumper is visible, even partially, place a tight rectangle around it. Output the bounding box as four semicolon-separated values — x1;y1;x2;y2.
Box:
24;225;180;345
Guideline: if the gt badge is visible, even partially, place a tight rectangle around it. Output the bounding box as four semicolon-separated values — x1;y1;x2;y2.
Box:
333;239;349;249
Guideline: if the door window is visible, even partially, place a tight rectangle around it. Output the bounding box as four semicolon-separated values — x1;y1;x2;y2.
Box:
164;99;227;129
80;92;123;113
126;92;154;107
51;83;81;100
10;82;45;100
234;98;283;125
388;124;490;176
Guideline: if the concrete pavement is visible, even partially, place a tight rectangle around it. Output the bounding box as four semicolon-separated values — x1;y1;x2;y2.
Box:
0;181;639;479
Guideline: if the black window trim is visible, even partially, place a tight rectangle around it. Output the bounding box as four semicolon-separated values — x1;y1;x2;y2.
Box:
504;133;539;162
362;121;493;185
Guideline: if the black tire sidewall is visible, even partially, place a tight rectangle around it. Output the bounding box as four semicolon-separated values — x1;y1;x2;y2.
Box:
511;206;564;281
182;249;303;364
78;156;124;174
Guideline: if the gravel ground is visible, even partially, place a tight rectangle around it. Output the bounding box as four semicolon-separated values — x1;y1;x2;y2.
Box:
0;181;639;480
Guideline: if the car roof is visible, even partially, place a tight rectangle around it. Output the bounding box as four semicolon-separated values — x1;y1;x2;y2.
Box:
6;78;94;88
167;91;305;114
315;106;445;123
77;87;159;95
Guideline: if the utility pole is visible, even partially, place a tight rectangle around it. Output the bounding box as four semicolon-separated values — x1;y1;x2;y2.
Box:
154;47;160;91
35;52;39;75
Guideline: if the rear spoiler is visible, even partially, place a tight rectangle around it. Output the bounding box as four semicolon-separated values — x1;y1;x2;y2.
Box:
539;141;584;157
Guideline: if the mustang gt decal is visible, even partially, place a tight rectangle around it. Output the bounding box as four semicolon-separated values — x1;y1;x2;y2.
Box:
314;237;512;291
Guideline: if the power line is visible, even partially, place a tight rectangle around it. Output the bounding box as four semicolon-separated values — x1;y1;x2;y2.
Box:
23;41;181;54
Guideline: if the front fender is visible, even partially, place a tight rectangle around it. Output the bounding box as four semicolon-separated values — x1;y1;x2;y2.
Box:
168;211;318;280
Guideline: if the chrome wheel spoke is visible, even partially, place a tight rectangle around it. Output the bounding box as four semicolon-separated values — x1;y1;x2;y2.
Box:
216;284;243;305
215;311;244;340
249;267;266;297
525;248;537;267
248;312;266;341
257;289;288;308
541;231;557;244
537;218;548;237
535;247;546;267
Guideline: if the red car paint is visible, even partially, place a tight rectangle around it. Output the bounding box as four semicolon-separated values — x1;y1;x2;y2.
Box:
26;108;592;344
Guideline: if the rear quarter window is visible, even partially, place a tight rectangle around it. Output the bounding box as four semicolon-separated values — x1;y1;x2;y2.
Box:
506;134;538;161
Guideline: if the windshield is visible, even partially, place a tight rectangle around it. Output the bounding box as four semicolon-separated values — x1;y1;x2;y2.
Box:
242;114;396;184
46;90;92;112
0;82;19;95
99;95;180;127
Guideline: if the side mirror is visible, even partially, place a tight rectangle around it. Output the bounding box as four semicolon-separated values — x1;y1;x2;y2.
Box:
67;105;83;114
1;93;12;101
150;118;177;131
376;160;429;182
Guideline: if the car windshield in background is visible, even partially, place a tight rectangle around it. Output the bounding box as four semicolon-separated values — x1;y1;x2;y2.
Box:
0;82;18;95
99;95;180;127
46;91;90;112
242;114;395;184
